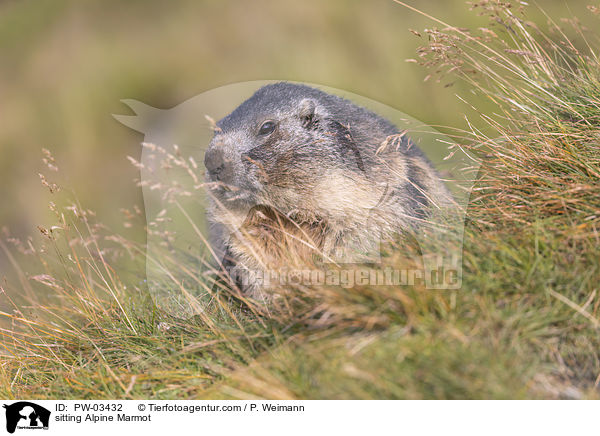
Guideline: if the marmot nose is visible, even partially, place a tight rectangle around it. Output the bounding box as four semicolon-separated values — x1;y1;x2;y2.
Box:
204;147;225;175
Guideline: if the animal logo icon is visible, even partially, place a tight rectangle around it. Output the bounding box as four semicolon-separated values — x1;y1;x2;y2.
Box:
3;402;50;433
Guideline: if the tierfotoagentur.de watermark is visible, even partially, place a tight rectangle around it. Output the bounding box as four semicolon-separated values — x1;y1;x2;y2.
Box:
115;81;479;317
228;257;461;290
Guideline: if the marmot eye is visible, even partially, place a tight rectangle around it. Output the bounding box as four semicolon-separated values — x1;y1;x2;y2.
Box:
258;120;276;136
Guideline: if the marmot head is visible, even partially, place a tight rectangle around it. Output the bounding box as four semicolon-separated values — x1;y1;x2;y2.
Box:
204;82;398;221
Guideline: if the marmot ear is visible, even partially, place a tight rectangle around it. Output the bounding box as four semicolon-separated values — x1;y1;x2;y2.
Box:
298;98;318;128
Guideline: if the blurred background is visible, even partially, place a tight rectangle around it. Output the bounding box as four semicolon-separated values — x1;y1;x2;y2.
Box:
0;0;596;245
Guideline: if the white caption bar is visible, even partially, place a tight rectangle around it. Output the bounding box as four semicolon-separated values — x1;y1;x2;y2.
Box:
0;400;597;435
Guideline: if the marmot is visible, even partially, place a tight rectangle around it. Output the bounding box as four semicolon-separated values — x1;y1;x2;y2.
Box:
204;82;452;298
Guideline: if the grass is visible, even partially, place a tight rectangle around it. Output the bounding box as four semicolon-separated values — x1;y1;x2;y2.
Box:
1;1;600;399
